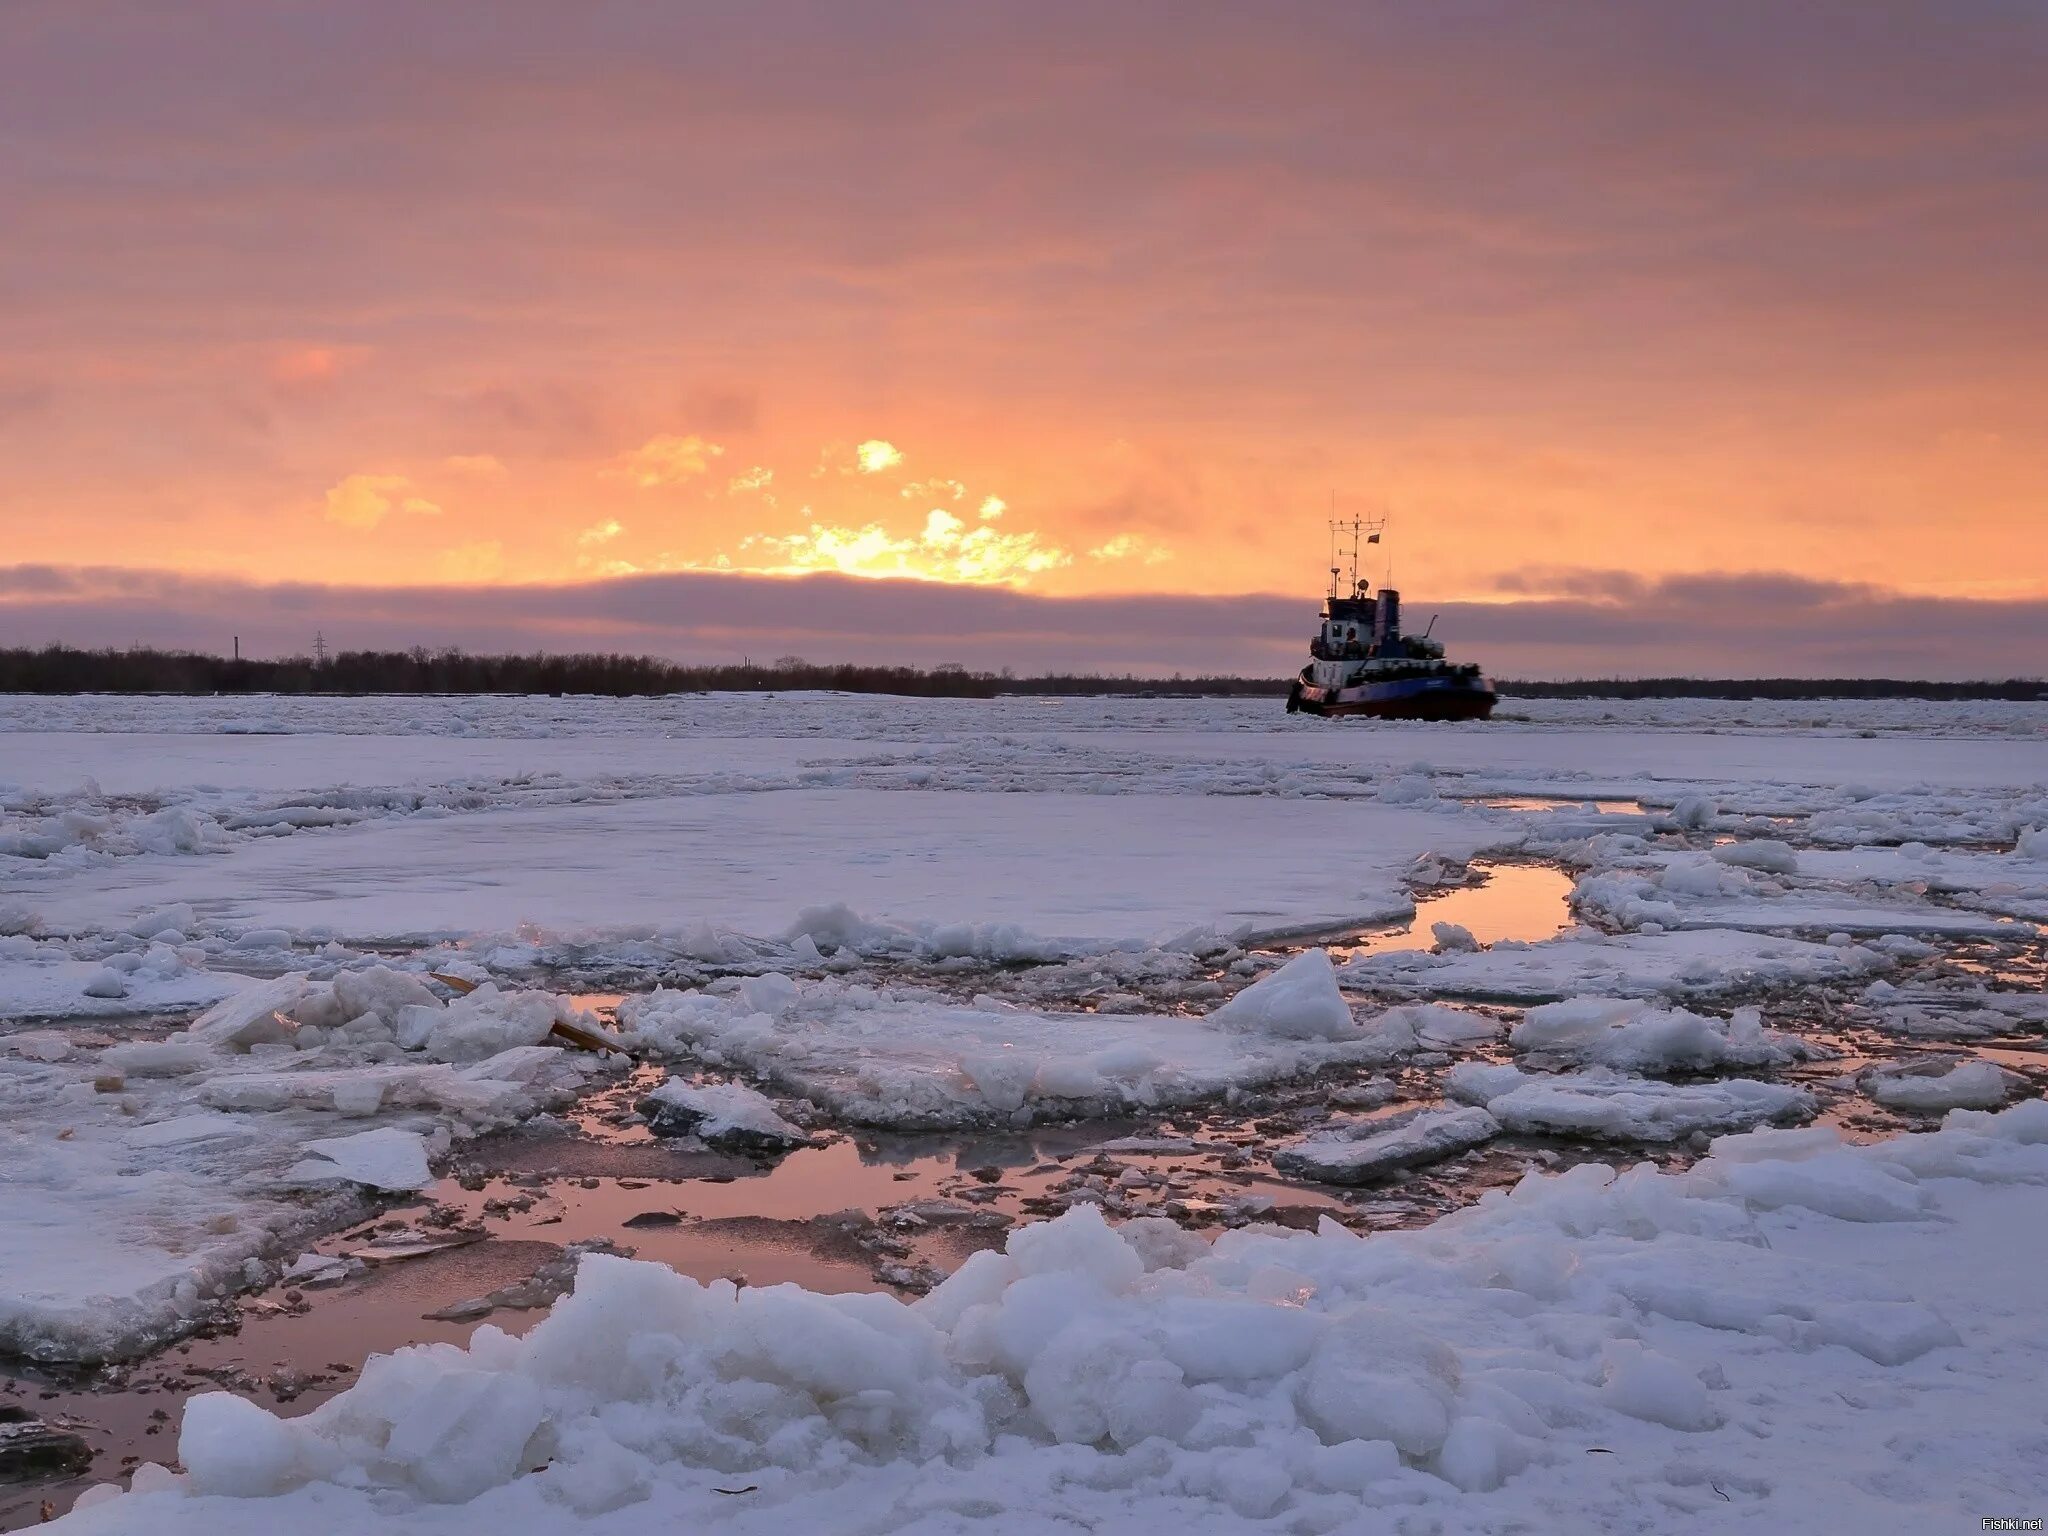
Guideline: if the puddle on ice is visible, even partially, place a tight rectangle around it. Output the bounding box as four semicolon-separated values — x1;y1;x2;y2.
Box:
1339;861;1576;958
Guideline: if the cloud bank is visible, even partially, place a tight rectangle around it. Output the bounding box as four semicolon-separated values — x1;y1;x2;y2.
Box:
2;566;2040;681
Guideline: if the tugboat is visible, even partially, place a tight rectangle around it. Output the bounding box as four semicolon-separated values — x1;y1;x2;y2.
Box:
1287;517;1496;720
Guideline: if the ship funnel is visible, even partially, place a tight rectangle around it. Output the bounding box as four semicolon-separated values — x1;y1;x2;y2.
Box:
1374;588;1401;647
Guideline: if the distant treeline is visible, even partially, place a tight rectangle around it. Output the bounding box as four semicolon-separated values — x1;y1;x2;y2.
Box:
0;645;1001;698
0;646;2039;701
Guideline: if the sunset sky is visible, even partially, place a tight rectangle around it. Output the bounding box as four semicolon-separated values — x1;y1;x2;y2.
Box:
4;2;2045;675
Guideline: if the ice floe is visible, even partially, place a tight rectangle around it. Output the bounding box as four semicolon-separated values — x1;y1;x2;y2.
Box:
624;965;1411;1128
1337;925;1890;1003
1444;1062;1813;1142
1507;997;1809;1073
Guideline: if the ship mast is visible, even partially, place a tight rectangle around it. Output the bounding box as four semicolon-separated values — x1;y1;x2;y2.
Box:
1327;508;1387;598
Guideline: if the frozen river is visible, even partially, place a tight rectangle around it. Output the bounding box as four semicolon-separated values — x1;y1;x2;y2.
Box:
2;693;2044;1535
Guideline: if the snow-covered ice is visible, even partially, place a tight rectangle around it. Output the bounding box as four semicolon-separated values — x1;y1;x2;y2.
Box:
46;1101;2048;1535
11;789;1500;955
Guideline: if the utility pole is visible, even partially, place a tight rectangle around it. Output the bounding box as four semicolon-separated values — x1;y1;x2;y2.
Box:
232;635;239;661
313;631;328;666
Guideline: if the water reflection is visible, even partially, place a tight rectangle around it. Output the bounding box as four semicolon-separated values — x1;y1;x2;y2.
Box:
1342;862;1576;958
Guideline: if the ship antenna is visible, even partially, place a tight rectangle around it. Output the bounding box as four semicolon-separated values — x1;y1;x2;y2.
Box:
1326;498;1339;600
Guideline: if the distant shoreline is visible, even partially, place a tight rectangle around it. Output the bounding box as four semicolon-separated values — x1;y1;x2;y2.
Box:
0;646;2040;702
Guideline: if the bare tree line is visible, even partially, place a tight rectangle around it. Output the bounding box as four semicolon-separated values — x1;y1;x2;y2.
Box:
0;646;2036;700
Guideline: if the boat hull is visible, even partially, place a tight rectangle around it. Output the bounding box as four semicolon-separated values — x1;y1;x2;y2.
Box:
1289;672;1496;721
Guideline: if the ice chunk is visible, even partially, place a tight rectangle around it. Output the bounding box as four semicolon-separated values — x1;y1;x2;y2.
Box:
637;1078;811;1151
1274;1106;1500;1184
100;1038;214;1077
1599;1340;1716;1430
125;904;196;939
1864;1059;2017;1113
1209;949;1355;1040
1399;1004;1501;1050
1711;840;1799;875
739;971;801;1016
282;1253;357;1287
1436;1415;1528;1491
6;1031;70;1063
180;1392;301;1496
81;967;130;999
184;973;308;1050
417;986;561;1062
1340;926;1880;1006
285;1128;433;1191
1431;920;1480;952
290;965;438;1030
1298;1312;1459;1456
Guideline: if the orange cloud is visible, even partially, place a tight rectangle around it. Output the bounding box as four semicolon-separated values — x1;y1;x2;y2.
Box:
323;474;441;529
727;506;1070;586
854;440;903;474
611;434;724;488
1089;534;1173;566
437;540;505;579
